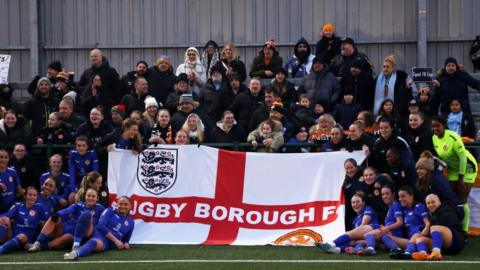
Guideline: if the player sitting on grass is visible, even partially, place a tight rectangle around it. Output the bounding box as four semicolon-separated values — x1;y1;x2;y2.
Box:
318;192;379;254
64;196;134;260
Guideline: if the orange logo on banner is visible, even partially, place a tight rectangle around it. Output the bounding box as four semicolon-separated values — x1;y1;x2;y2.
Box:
273;229;323;246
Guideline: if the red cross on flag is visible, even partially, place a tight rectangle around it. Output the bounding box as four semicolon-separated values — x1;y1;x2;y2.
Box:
108;145;366;245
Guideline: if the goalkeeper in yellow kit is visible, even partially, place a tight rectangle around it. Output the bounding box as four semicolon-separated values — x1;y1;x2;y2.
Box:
431;116;477;231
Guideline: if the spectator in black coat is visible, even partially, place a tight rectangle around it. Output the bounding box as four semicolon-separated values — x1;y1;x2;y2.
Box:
248;88;278;132
199;66;227;121
332;88;362;129
373;55;414;117
269;103;295;141
35;112;74;146
0;84;21;112
120;60;148;96
417;85;436;118
23;77;58;137
290;94;316;129
330;37;374;78
27;60;62;95
249;39;283;79
320;125;347;152
120;77;150;115
216;73;246;119
171;94;213;134
78;49;122;103
77;107;114;148
433;57;480;114
270;68;297;108
145;56;178;105
165;73;198;115
212;43;247;82
371;117;414;173
385;147;417;188
315;23;341;65
81;74;115;118
8;143;40;190
339;59;375;111
58;98;87;129
403;112;435;160
53;71;82;113
342;159;364;231
146;108;174;145
228;78;264;132
0;110;32;146
345;121;375;154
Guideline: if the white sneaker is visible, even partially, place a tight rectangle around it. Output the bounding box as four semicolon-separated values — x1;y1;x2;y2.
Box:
24;243;33;251
64;250;78;260
319;242;341;254
72;243;80;251
28;242;41;252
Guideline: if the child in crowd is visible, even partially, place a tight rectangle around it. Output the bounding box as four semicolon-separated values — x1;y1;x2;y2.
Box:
445;99;476;138
247;119;284;153
291;94;316;128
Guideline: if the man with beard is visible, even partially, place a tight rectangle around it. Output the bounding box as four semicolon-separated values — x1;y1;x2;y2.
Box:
120;60;148;96
23;77;58;137
285;37;315;78
27;61;63;95
315;23;342;65
330;37;375;78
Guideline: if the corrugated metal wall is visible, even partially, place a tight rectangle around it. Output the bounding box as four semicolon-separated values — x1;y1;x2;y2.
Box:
0;0;479;82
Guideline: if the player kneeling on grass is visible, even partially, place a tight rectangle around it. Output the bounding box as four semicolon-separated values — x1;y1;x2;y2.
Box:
411;194;466;261
27;188;104;252
0;187;47;254
318;192;379;254
64;196;134;260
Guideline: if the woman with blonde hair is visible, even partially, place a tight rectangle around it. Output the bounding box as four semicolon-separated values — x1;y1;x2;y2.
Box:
309;113;336;147
181;113;206;144
142;96;159;129
373;54;415;116
75;171;104;203
212;43;247;82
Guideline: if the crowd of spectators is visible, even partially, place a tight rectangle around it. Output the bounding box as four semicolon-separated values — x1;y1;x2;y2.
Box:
1;22;480;258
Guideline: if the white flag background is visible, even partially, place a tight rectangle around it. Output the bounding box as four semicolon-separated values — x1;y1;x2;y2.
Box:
108;145;365;245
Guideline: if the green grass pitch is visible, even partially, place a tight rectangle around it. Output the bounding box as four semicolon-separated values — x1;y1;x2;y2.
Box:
0;237;479;270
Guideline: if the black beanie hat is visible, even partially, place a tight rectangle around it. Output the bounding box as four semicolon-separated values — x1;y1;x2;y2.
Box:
177;73;189;83
444;57;458;67
48;61;62;72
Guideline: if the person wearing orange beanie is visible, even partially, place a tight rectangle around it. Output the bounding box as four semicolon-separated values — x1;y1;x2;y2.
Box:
315;23;341;65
